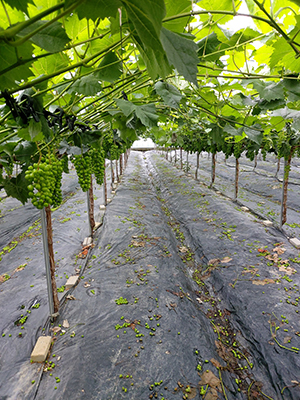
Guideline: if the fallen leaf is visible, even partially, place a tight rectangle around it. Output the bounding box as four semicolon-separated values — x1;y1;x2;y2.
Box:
62;319;69;328
66;295;76;300
283;336;292;344
196;297;203;304
51;326;61;333
84;282;91;288
221;257;232;263
199;370;221;389
252;279;275;285
186;387;197;399
278;266;296;275
179;246;188;253
258;248;268;253
205;389;219;400
208;259;220;266
131;239;145;247
273;247;286;255
210;358;222;369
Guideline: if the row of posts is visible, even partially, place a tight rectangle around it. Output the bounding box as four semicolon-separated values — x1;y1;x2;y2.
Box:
41;150;130;320
162;147;288;230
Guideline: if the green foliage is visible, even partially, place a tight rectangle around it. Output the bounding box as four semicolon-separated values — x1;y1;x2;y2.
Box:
0;0;300;205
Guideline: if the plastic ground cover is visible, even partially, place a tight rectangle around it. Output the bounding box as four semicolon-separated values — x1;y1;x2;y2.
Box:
172;151;300;239
28;151;300;400
0;162;116;399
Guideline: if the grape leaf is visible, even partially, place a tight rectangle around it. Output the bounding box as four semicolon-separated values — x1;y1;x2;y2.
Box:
210;124;224;144
154;81;182;108
69;75;102;96
135;104;158;127
0;42;33;90
2;172;29;204
251;80;285;102
94;52;122;83
3;0;34;15
197;33;225;62
122;0;165;50
114;99;158;127
14;141;37;163
163;0;191;33
160;28;198;86
18;21;71;53
28;119;44;142
244;124;263;145
72;0;121;21
115;99;135;116
224;124;244;137
133;33;172;79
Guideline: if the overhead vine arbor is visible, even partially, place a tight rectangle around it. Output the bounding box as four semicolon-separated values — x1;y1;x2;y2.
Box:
1;0;300;313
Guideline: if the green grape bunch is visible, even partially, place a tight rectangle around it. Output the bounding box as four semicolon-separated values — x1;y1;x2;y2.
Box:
50;155;63;207
61;154;69;174
109;143;121;160
233;141;244;159
25;155;64;209
90;147;105;185
72;153;92;192
25;161;55;209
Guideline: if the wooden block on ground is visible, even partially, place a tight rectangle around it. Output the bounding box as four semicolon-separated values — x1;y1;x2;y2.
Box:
107;198;112;204
83;236;92;246
31;336;52;363
65;275;78;290
94;222;102;230
263;220;273;227
99;205;106;210
290;237;300;249
111;190;116;195
241;206;249;212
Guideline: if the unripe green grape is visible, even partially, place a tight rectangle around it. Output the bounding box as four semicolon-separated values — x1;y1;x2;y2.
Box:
72;153;91;192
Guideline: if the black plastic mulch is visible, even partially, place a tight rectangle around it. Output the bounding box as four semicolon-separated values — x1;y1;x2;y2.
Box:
174;151;300;239
0;164;114;400
30;151;300;400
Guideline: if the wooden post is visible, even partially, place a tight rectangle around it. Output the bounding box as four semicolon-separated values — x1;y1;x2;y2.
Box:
120;154;123;175
186;151;189;173
103;161;107;205
275;157;280;179
110;160;115;189
210;153;216;187
180;148;183;169
234;157;239;201
41;206;60;318
195;151;199;180
280;151;294;227
254;154;258;170
88;176;95;235
115;158;119;182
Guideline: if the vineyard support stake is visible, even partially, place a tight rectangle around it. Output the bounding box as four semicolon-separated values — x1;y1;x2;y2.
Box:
110;160;115;189
103;161;107;206
40;207;59;320
195;151;199;180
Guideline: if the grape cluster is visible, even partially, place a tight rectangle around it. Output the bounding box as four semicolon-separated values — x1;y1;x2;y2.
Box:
61;154;69;174
25;159;55;209
246;149;256;161
276;132;291;160
72;153;91;192
50;155;63;207
90;147;105;185
109;143;121;160
261;138;272;160
233;141;244;159
25;155;64;209
222;142;234;158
